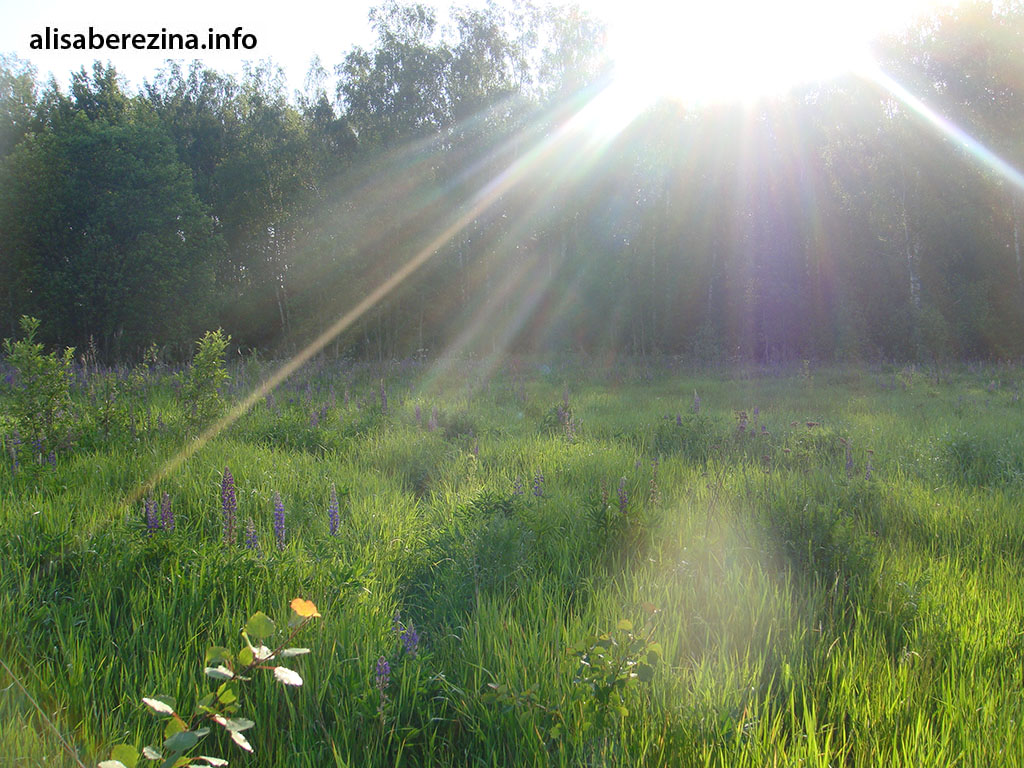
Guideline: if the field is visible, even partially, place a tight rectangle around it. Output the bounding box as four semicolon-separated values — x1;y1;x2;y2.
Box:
3;356;1024;767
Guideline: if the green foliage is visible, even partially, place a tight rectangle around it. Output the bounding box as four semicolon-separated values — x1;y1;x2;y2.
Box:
4;358;1024;766
570;612;662;733
101;599;319;768
2;316;75;460
181;330;230;431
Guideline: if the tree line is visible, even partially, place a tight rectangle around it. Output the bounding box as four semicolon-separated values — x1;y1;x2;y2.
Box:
2;0;1022;362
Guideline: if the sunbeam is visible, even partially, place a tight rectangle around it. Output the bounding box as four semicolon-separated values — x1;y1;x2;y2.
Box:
126;78;640;510
861;62;1024;194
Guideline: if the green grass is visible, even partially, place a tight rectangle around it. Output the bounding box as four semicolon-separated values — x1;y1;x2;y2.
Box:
2;359;1024;766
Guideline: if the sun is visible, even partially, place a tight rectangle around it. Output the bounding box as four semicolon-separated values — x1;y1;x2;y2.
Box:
590;0;961;107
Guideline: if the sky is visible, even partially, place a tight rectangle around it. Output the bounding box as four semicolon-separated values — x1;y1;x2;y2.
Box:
1;0;961;100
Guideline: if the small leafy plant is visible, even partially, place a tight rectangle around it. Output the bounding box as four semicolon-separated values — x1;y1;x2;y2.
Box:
181;329;231;431
2;315;76;462
100;598;320;768
570;609;662;732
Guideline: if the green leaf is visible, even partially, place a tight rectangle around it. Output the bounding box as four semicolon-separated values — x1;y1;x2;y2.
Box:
163;717;186;742
110;745;139;768
647;642;663;660
163;729;200;752
244;611;276;639
280;647;311;657
213;714;255;732
236;646;254;667
636;662;655;683
616;619;633;632
216;682;238;705
204;646;233;666
204;665;234;680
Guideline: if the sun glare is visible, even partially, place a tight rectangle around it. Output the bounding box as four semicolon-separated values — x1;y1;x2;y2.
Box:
593;0;962;106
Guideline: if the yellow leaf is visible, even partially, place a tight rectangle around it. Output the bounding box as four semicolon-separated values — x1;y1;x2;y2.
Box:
290;598;321;618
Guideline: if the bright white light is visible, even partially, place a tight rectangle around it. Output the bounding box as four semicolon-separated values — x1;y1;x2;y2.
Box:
582;0;964;105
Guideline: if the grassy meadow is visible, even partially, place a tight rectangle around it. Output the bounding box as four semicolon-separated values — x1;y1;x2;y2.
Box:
2;356;1024;766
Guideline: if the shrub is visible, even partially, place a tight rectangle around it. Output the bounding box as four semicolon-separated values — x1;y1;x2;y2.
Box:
2;316;76;461
181;329;231;431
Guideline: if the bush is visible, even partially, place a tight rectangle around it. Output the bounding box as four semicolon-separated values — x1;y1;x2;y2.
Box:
2;316;76;462
181;329;231;431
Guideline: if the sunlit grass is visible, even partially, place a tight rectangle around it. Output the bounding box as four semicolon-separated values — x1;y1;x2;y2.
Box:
2;359;1024;765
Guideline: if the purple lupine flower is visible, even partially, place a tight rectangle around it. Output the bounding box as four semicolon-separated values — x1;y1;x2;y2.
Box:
244;518;259;550
160;492;174;532
753;405;759;422
648;460;660;505
618;477;628;516
865;452;874;481
401;623;420;657
428;406;438;432
375;656;390;707
221;467;237;546
693;391;701;414
414;403;421;425
676;413;682;426
144;497;159;535
512;476;524;495
379;380;388;415
344;388;350;407
328;484;340;536
532;471;544;498
392;609;403;635
310;410;319;429
845;442;854;479
471;438;479;458
273;491;286;550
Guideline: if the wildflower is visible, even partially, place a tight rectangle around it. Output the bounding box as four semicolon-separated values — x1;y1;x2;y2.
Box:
392;610;420;657
310;410;319;429
343;388;350;407
328;484;340;536
676;413;682;426
380;380;388;415
845;442;854;479
221;467;237;546
428;406;438;432
618;476;628;516
402;623;420;657
512;476;524;495
144;497;159;535
648;460;661;505
273;491;286;550
375;656;391;710
532;471;544;497
244;518;259;550
414;403;421;425
693;391;701;414
160;492;174;532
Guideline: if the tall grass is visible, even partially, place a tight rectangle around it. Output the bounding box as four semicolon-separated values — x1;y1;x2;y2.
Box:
2;358;1024;766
